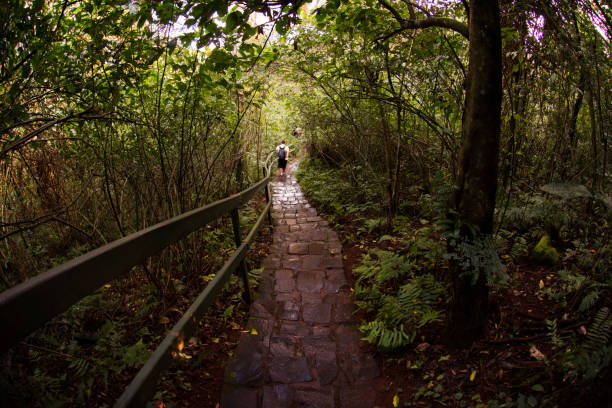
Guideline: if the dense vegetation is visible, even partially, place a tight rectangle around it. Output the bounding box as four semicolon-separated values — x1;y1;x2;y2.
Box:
290;0;611;405
1;0;610;406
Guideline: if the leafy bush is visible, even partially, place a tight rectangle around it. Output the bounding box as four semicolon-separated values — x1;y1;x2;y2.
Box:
296;158;380;221
559;307;612;383
353;233;448;351
358;273;446;351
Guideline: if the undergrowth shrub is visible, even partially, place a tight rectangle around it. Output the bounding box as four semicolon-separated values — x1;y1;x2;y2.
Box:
560;306;612;383
353;231;448;351
296;157;380;222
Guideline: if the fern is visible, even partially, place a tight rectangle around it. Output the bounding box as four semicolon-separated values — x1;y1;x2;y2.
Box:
68;358;90;378
444;231;509;287
562;307;612;382
578;289;600;313
354;249;414;286
357;274;445;351
510;235;529;262
545;319;564;348
584;307;612;353
354;231;448;351
364;217;387;233
557;269;605;313
360;320;413;350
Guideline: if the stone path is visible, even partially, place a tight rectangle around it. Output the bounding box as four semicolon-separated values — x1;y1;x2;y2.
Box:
221;161;381;408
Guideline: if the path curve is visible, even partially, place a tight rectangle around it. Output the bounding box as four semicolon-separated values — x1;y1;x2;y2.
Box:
222;160;381;408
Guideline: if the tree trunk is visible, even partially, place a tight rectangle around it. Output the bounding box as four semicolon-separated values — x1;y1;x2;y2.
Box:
445;0;502;347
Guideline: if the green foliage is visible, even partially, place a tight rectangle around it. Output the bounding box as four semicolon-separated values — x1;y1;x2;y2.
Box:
354;237;447;351
545;319;565;348
296;157;381;221
248;266;264;289
444;229;509;287
354;248;415;286
364;217;387;233
552;268;608;314
561;307;612;382
359;274;445;350
122;339;151;368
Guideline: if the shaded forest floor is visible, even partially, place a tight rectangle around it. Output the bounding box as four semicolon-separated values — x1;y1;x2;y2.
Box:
290;156;612;408
332;215;611;408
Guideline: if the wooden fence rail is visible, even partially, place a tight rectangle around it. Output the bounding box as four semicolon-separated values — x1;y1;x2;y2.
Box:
0;150;282;407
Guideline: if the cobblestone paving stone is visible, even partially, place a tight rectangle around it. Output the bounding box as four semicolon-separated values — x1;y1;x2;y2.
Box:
221;161;382;408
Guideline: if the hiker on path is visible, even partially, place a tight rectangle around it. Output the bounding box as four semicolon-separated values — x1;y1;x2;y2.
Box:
277;140;289;176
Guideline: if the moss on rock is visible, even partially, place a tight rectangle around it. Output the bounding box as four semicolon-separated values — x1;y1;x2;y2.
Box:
531;235;559;266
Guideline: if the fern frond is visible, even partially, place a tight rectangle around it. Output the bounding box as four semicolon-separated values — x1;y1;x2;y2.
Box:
563;307;612;382
585;307;612;352
578;289;600;313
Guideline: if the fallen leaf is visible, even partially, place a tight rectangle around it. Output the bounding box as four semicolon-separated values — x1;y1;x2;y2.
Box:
469;370;477;381
250;328;259;335
393;394;400;407
159;317;171;324
416;342;430;352
529;345;545;361
539;280;545;289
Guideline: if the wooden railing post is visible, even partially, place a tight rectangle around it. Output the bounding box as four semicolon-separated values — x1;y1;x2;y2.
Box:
230;208;252;304
262;166;273;226
262;166;272;226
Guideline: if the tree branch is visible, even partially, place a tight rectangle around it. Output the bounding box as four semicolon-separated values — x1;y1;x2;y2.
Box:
376;0;469;41
0;113;78;160
378;0;405;24
402;16;469;39
0;109;137;160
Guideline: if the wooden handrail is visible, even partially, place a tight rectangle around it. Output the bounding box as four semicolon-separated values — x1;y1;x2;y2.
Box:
0;175;269;352
115;199;272;407
0;148;283;406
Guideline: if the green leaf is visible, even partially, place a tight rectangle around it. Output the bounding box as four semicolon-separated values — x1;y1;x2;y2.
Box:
123;339;151;368
527;395;538;407
276;16;291;35
225;10;242;33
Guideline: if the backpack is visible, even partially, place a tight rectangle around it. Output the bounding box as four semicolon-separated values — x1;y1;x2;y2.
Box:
278;146;286;160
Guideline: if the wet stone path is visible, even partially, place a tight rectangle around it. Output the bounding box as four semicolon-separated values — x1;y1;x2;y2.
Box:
221;161;381;408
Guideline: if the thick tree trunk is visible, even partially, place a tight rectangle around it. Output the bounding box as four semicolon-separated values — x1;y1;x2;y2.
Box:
445;0;502;347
